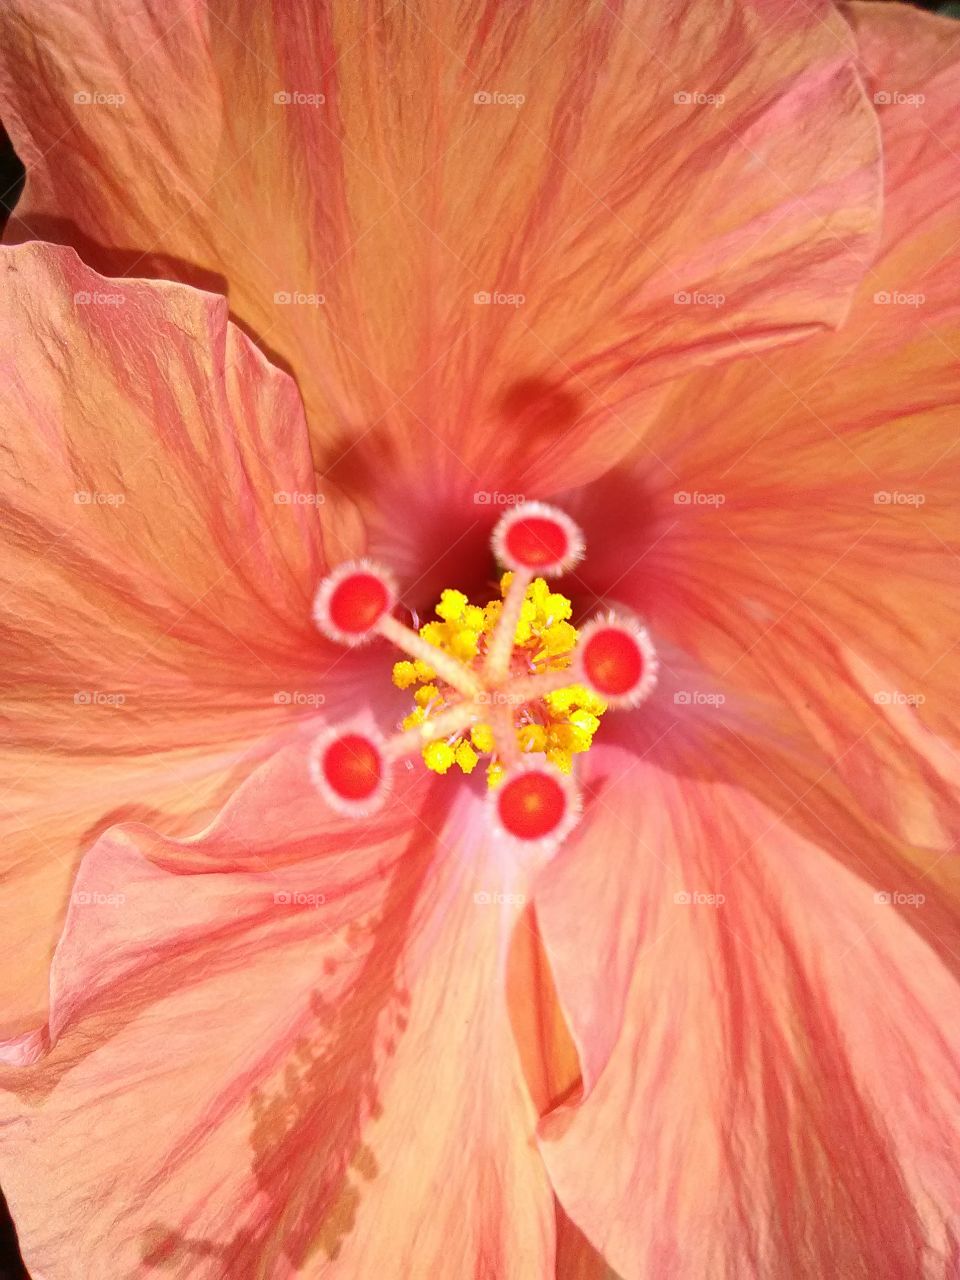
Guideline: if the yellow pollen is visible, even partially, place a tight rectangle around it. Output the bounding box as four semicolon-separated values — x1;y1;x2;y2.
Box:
414;683;442;709
454;740;479;774
399;576;607;784
470;723;495;753
423;740;456;774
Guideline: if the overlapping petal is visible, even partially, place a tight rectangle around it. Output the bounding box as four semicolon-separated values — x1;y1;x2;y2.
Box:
0;243;367;1035
566;1;960;851
0;744;554;1279
0;0;880;494
530;9;960;1271
536;751;960;1279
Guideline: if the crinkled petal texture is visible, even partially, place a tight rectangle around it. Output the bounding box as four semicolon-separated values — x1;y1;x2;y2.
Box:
573;0;960;852
0;243;364;1036
537;751;960;1280
0;745;554;1280
647;1;960;837
0;0;880;491
532;6;960;1277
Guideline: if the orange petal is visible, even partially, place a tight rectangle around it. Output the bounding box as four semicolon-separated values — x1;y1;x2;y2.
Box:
536;751;960;1278
0;0;879;492
0;243;358;1037
582;2;960;851
0;745;554;1277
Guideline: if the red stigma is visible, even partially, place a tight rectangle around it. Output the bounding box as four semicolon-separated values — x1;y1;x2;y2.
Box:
321;734;383;801
328;573;390;635
582;627;644;697
504;516;570;569
498;769;568;841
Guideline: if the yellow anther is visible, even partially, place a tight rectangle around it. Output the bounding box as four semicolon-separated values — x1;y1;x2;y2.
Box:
529;577;551;609
419;621;446;648
579;689;608;716
544;686;580;714
500;571;514;594
414;684;442;709
423;739;456;774
392;660;419;690
483;599;502;631
546;746;574;774
436;589;469;622
514;617;533;645
538;621;578;657
487;760;506;787
517;723;547;753
454;740;479;774
450;628;480;660
471;723;495;753
413;659;436;682
463;605;485;631
554;722;592;753
569;709;600;736
402;707;427;731
551;683;607;715
543;592;572;624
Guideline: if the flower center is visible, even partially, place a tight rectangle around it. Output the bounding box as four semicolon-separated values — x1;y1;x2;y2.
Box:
392;572;606;786
311;502;658;851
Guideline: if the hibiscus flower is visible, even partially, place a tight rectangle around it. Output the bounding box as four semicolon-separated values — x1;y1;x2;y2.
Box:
1;1;959;1278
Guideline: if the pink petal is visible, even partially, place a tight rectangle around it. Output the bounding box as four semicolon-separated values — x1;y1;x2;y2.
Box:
570;1;960;853
0;0;879;492
0;243;360;1037
536;749;960;1278
0;745;555;1278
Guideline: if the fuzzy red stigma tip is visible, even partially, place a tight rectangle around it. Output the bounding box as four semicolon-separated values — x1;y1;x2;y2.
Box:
506;517;568;568
310;729;389;816
313;560;397;645
583;627;643;695
491;501;584;576
321;733;382;799
497;767;570;841
577;615;658;708
330;574;389;635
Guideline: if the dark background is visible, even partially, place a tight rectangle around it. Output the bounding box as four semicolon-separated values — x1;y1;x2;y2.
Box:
0;0;956;1273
